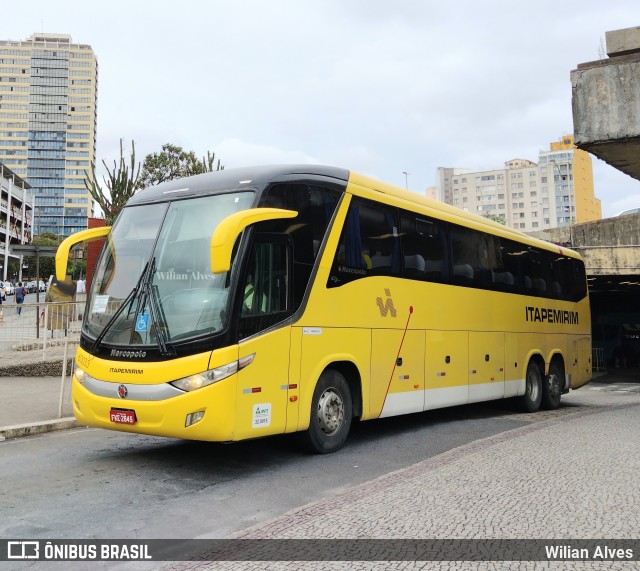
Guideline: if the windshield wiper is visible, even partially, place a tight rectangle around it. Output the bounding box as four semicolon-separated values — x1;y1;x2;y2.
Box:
136;256;174;356
90;260;150;353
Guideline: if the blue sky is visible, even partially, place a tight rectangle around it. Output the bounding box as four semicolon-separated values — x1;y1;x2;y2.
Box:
5;0;640;216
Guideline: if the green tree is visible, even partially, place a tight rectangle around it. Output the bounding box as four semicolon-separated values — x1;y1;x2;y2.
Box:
67;258;87;280
483;213;507;225
84;139;141;225
137;143;223;189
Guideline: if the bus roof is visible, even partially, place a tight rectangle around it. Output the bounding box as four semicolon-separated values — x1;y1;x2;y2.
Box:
127;164;349;206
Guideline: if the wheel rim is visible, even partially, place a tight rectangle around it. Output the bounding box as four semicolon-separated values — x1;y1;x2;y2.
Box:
548;371;561;399
316;388;344;436
527;368;540;402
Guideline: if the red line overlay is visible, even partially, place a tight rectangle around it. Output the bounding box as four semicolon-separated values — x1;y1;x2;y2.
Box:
379;306;413;418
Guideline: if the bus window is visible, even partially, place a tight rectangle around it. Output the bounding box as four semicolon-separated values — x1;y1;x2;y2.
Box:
500;238;526;292
528;248;551;297
400;212;446;282
329;198;400;286
450;225;502;288
566;258;588;301
367;204;400;275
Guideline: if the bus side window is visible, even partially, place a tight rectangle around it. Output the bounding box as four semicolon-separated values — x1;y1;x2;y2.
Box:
501;239;526;293
450;225;502;289
529;249;551;297
401;213;446;282
328;198;400;286
363;203;400;276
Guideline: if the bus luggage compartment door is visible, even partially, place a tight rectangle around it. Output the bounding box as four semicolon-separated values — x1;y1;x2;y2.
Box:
373;329;425;418
425;330;469;410
468;332;505;403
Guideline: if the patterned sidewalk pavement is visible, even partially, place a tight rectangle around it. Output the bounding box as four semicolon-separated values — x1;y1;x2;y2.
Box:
162;380;640;570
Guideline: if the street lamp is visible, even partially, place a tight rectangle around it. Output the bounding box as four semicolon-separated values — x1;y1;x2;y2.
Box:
401;171;410;190
549;159;574;244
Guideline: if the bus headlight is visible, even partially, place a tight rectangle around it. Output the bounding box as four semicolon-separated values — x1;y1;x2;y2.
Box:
75;367;90;384
170;353;255;392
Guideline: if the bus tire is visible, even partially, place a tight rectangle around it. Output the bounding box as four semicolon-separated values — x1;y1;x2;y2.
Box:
299;369;352;454
520;360;542;413
541;359;563;410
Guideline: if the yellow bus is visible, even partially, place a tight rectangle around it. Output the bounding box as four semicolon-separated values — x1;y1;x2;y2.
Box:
57;165;592;453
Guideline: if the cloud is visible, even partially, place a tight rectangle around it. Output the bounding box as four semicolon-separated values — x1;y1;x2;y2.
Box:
9;0;640;204
213;138;319;168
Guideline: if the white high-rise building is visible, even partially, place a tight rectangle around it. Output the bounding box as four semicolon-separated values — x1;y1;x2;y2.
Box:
437;136;601;232
0;33;97;237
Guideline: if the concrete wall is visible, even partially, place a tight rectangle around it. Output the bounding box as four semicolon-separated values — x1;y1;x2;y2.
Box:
528;214;640;275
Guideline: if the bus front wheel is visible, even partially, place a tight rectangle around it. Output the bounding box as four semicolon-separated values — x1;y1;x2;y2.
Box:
541;359;563;410
300;369;352;454
520;360;542;413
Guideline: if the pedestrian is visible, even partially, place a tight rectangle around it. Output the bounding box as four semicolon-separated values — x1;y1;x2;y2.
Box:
0;285;3;323
15;281;27;316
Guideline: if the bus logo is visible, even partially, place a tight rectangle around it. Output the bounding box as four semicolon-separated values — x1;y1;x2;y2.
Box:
117;385;128;399
376;289;397;317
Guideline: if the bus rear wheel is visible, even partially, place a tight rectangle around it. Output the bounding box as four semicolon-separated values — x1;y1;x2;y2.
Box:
541;360;563;410
300;369;352;454
520;360;542;413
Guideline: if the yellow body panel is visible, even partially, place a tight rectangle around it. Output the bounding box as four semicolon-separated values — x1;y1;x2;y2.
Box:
425;330;469;391
234;327;292;440
371;329;425;416
72;347;238;441
297;327;371;424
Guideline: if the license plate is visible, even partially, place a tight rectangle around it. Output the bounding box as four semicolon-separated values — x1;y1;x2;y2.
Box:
110;408;137;425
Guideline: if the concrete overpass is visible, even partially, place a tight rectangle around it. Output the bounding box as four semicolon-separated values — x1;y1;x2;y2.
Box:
572;26;640;182
533;27;640;369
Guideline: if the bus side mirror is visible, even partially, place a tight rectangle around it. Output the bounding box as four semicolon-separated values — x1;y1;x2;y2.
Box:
55;226;111;281
210;208;297;274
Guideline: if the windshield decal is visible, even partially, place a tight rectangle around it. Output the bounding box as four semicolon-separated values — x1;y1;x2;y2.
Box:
135;313;150;332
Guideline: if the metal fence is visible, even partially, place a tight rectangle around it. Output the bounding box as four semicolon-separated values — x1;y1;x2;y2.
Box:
592;347;606;372
0;299;85;355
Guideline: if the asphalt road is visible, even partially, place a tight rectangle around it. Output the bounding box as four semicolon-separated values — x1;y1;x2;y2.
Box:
0;401;527;542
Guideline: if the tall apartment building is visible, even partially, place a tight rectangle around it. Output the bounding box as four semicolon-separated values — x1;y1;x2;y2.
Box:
438;136;602;232
0;163;34;281
542;135;601;224
0;33;97;238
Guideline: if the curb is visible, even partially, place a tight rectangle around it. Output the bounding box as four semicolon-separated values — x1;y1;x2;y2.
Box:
0;417;81;441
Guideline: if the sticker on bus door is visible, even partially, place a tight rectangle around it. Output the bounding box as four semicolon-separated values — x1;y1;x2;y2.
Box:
252;403;271;428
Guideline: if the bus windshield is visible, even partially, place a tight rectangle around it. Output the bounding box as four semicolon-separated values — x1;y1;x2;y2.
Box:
85;191;254;346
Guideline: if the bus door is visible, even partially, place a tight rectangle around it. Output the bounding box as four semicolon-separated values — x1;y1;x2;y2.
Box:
373;329;425;418
234;235;294;440
468;332;505;402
